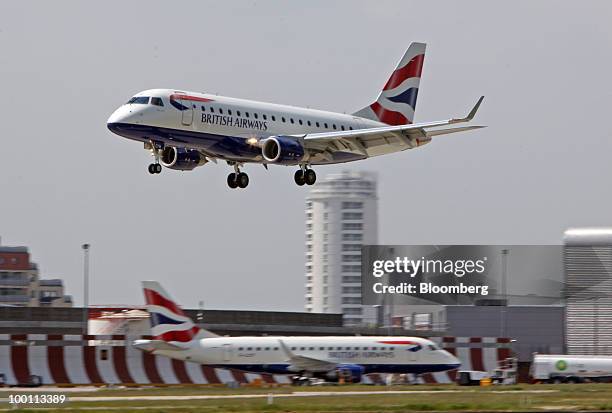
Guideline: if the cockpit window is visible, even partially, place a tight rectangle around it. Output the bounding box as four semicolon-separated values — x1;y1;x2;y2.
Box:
151;97;164;107
127;96;150;104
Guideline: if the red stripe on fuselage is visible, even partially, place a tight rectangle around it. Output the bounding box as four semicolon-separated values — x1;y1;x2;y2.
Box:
377;340;418;345
383;54;424;90
370;102;410;126
170;94;214;103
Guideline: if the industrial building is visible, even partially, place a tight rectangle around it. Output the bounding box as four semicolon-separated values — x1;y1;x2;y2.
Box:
305;171;378;325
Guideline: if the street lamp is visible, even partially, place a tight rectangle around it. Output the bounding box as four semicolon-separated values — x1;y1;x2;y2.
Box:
82;244;90;336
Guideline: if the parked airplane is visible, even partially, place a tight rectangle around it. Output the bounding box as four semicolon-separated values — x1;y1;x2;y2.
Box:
133;281;461;383
107;42;484;189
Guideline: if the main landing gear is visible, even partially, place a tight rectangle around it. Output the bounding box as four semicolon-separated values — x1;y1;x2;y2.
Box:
294;168;316;186
148;163;162;174
227;163;249;189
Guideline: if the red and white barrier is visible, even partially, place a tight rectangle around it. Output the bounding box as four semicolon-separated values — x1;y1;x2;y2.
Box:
0;335;510;386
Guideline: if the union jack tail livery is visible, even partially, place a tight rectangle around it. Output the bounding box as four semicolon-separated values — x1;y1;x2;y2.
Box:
353;42;426;125
142;281;217;344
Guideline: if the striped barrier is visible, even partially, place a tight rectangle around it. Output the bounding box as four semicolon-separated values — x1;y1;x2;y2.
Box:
0;335;511;386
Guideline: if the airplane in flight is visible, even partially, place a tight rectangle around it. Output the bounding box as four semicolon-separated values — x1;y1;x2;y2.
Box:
133;281;461;383
107;42;484;189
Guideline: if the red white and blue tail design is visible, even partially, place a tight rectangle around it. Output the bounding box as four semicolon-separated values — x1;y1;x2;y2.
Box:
353;42;426;125
142;281;217;344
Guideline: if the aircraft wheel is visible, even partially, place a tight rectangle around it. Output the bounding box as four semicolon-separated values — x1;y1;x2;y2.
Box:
237;172;249;188
294;170;305;186
304;169;316;185
227;173;238;189
154;163;162;174
148;164;156;174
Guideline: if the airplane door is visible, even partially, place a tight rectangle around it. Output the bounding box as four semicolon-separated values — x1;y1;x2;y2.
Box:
222;343;233;362
181;98;194;126
408;349;417;362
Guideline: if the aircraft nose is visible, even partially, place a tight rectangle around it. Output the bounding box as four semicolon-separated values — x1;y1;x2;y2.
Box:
447;352;461;369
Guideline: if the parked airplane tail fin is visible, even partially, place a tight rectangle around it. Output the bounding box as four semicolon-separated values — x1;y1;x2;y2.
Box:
353;42;426;125
142;281;218;343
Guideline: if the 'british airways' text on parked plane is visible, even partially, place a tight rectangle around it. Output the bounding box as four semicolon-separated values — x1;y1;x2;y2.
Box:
133;282;461;383
107;43;484;189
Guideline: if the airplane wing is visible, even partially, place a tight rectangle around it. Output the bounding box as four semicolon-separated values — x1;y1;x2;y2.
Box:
299;96;485;160
278;340;338;372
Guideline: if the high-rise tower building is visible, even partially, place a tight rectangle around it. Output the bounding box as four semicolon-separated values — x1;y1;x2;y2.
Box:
304;171;378;326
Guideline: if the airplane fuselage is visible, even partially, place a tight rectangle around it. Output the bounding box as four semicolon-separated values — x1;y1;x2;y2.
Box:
137;335;459;376
107;89;385;166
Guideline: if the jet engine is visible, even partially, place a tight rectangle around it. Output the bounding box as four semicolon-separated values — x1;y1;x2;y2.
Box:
323;364;365;383
261;136;305;165
160;147;207;171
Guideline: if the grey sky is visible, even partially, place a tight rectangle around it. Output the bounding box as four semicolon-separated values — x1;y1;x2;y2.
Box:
1;1;611;311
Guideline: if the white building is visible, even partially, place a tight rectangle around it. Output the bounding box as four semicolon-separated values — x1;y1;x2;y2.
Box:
304;171;378;326
0;242;72;307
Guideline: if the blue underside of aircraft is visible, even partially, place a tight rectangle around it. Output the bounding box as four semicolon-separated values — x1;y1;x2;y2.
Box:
212;363;460;375
107;122;366;165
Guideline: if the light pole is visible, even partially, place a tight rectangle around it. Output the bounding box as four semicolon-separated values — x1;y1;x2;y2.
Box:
500;249;509;338
82;244;90;336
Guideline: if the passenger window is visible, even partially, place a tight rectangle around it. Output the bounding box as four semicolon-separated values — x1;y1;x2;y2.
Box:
341;125;345;131
245;112;249;118
349;126;353;130
201;106;206;111
247;347;252;350
291;347;296;350
272;115;276;121
290;118;294;124
237;111;241;116
263;114;267;120
256;347;261;351
228;109;232;115
316;122;320;127
265;347;270;350
299;119;303;125
219;108;223;114
390;347;395;351
238;347;243;350
333;124;337;130
151;97;164;107
324;123;328;128
254;113;258;119
210;107;215;113
300;347;305;350
307;120;311;126
282;117;286;122
309;347;314;350
328;347;333;350
319;347;324;350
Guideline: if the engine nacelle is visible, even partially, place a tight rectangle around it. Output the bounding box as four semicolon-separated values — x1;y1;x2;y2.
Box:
261;136;305;165
160;147;207;171
324;364;365;383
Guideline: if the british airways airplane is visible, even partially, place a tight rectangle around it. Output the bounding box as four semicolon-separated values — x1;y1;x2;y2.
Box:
133;282;461;383
107;43;484;189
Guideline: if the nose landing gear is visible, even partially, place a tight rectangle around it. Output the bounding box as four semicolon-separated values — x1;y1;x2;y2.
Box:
295;167;316;186
147;140;163;174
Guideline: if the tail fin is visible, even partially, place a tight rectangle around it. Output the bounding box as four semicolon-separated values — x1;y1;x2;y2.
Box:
353;42;426;125
142;281;217;343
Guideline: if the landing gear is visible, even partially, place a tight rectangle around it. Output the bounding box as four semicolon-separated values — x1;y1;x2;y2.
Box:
148;163;162;174
295;167;316;186
147;140;163;175
227;163;249;189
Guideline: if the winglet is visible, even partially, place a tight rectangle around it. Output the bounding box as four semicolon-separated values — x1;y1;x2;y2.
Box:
451;96;484;124
466;96;484;120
